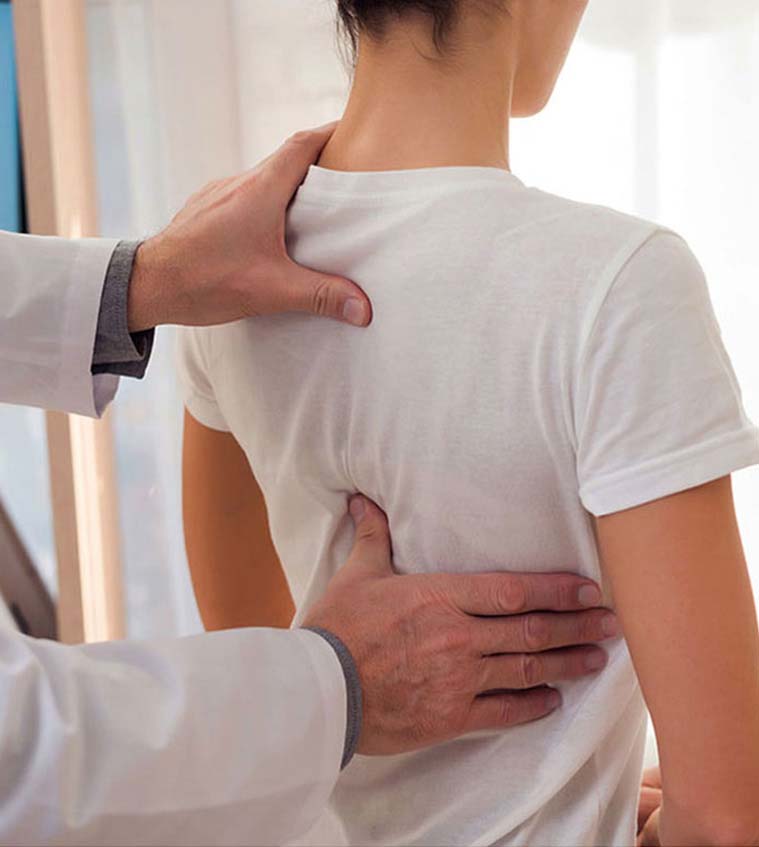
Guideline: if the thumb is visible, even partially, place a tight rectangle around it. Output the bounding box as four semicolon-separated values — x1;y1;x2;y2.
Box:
641;766;662;789
343;496;393;578
269;122;339;199
285;262;372;327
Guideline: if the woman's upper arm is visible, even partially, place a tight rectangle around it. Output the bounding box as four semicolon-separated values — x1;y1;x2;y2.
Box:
595;476;759;843
182;409;294;631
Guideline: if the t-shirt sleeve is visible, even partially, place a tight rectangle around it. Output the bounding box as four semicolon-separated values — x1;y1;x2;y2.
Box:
176;327;231;432
575;231;759;516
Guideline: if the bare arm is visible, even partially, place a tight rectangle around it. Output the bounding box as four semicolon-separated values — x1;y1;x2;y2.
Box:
595;476;759;846
182;409;295;630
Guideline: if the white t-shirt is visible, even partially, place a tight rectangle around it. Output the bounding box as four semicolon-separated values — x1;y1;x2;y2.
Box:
178;166;759;847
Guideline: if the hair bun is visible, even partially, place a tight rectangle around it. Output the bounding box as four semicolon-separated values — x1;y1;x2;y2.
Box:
337;0;459;53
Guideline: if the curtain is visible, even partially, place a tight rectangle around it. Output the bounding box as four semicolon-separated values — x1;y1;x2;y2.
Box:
85;1;759;647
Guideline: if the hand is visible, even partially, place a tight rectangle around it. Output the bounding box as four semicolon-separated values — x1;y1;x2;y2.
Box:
638;807;661;847
127;123;371;331
638;767;662;846
302;495;620;756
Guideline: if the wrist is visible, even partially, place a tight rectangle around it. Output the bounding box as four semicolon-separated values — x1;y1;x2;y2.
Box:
127;237;170;332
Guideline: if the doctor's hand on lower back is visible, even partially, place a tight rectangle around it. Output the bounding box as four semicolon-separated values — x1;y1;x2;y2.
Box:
302;496;620;757
125;123;371;332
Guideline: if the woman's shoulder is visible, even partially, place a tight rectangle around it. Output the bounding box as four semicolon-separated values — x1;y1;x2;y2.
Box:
516;183;668;251
510;182;701;305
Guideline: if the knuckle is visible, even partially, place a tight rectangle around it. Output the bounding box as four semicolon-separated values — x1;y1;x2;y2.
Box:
356;513;378;537
557;579;576;610
450;667;476;701
311;278;334;317
476;657;492;691
519;654;542;688
579;612;602;642
497;696;514;726
498;577;526;613
524;614;549;650
288;130;312;147
355;520;386;548
355;524;377;544
559;653;582;680
441;624;473;655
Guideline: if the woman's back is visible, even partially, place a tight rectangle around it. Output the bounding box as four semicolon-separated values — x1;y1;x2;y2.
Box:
178;165;758;844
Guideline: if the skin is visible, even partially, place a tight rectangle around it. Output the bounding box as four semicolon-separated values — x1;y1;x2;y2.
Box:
597;478;759;847
183;412;621;755
637;767;663;842
182;411;295;629
319;0;588;172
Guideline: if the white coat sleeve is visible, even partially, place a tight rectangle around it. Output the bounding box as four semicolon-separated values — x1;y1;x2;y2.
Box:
0;231;120;417
0;625;345;846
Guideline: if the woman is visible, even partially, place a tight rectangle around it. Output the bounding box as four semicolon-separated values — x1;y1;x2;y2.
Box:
177;1;759;844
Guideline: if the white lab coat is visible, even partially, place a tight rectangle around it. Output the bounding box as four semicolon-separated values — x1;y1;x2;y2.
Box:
0;231;346;845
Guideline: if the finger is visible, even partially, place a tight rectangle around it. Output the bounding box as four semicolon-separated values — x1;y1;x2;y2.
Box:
343;496;393;578
283;261;372;326
637;787;662;832
438;571;604;616
641;765;662;789
268;122;339;198
464;687;561;732
478;645;608;691
471;609;619;655
638;808;661;847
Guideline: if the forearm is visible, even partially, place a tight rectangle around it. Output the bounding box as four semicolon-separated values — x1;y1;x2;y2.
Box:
184;492;295;631
182;410;295;631
191;543;295;632
656;609;759;846
596;478;759;845
659;797;759;847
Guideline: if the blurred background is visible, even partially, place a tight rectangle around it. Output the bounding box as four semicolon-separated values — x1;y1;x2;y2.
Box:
1;0;758;642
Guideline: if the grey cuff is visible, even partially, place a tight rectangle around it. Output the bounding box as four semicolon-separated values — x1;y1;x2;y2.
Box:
91;240;155;378
304;627;362;770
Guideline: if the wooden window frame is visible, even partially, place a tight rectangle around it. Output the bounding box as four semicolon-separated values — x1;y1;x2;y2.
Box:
13;0;125;644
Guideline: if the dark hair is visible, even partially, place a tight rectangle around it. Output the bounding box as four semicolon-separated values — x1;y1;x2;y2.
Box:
336;1;460;54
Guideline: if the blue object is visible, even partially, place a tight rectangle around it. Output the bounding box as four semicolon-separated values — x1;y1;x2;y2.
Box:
1;0;23;233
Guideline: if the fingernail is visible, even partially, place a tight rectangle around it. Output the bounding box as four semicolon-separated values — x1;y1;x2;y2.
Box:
585;650;608;672
602;613;620;638
578;584;601;607
350;496;366;522
546;689;562;710
343;298;366;327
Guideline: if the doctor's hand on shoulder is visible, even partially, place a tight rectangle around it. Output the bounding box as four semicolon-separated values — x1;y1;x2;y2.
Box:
126;122;371;333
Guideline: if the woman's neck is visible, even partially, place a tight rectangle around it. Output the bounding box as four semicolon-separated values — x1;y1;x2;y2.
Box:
320;17;516;172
